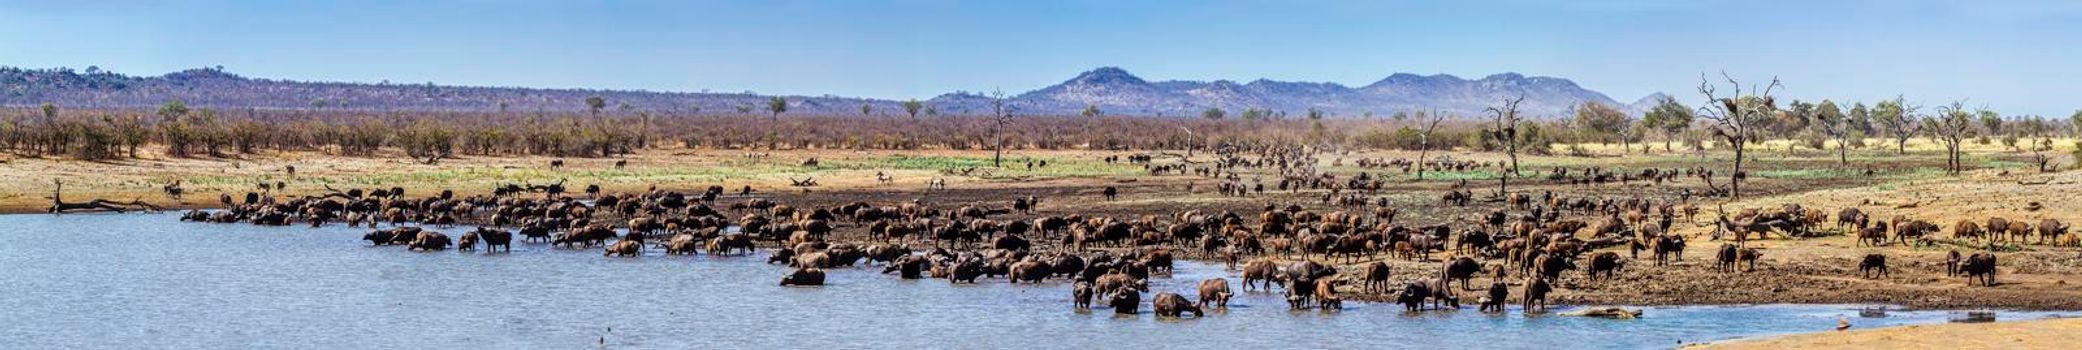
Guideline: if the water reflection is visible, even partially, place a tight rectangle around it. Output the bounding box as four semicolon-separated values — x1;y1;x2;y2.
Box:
0;213;2068;349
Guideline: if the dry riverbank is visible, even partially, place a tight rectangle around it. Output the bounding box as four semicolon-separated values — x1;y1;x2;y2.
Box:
1690;317;2082;349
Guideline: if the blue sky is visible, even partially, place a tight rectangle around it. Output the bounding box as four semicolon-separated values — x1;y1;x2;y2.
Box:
3;0;2079;115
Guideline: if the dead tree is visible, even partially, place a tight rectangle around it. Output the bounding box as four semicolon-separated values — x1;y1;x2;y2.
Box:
1876;96;1922;154
789;177;819;187
1925;101;1977;175
1485;95;1527;197
1416;109;1446;180
1811;102;1852;167
523;179;568;197
48;180;162;213
988;89;1016;167
1696;72;1781;201
1175;125;1200;158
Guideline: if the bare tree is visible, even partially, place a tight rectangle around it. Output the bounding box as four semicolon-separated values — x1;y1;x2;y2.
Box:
1874;96;1921;154
1696;73;1782;201
1485;95;1527;196
1416;109;1446;180
988;89;1015;167
1811;100;1851;167
1925;100;1977;175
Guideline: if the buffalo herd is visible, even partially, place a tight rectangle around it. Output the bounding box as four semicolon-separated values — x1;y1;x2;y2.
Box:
176;147;2047;317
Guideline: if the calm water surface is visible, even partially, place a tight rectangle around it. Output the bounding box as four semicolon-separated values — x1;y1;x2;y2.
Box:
0;213;2069;349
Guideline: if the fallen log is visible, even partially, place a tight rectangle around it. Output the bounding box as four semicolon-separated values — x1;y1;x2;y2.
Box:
47;180;163;213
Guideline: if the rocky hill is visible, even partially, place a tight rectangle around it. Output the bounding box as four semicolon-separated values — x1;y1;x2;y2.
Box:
1;66;1654;118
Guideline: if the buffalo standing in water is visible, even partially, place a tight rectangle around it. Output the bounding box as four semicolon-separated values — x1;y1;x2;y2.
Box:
1071;281;1094;310
474;227;513;253
883;256;930;279
1240;259;1282;291
364;227;422;246
604;240;642;257
407;231;452;251
1479;281;1509;313
1151;292;1203;318
1523;277;1553;313
1196;278;1233;310
780;268;826;286
456;230;480;251
1395;281;1432;311
1110;288;1141;315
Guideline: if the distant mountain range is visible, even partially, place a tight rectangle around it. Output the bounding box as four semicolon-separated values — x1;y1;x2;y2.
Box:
0;66;1659;118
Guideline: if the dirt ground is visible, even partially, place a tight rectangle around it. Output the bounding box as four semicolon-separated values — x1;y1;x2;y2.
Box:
1689;317;2082;349
9;141;2082;313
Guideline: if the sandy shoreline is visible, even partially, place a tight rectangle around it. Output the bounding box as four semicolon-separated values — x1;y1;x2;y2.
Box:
1690;317;2082;349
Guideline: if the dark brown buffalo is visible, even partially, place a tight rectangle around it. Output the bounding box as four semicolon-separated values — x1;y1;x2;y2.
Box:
1653;234;1685;265
1587;252;1624;280
476;227;512;252
1715;243;1739;273
1479;281;1509;313
1443;257;1481;290
1395;281;1432;311
1110;288;1140;314
2040;219;2070;244
1152;292;1203;317
407;231;452;251
1536;254;1575;280
1361;262;1391;292
1858;253;1888;279
883;255;930;279
1737;247;1762;272
1072;281;1094;309
1945;250;1962;276
706;234;755;255
780;267;826;286
1953;220;1983;241
948;259;985;284
1857;224;1888;247
1961;253;1997;286
1285;276;1318;310
1009;260;1052;283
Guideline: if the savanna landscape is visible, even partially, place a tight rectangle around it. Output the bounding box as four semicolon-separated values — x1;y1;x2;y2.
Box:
7;1;2082;349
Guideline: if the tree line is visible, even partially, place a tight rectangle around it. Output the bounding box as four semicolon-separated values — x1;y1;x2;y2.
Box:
6;96;2076;165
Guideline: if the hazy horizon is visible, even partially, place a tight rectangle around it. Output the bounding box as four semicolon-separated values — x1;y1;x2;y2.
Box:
4;0;2080;115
